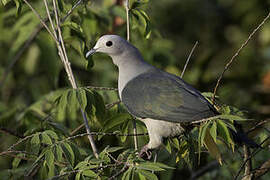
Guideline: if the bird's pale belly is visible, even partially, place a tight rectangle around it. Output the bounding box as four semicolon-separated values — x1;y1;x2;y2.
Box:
139;118;186;149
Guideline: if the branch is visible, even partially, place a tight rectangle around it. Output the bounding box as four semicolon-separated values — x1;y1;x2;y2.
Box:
86;86;118;91
234;135;270;180
181;41;198;78
108;163;129;180
212;11;270;104
125;0;130;41
60;0;83;24
242;145;253;180
253;158;270;179
21;0;99;158
22;0;57;42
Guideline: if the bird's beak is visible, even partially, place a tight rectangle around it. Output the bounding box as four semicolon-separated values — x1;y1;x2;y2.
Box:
85;48;97;58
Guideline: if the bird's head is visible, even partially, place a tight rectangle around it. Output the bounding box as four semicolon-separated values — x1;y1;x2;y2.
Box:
86;35;131;57
86;35;141;66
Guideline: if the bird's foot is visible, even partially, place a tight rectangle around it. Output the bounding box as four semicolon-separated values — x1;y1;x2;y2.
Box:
138;145;152;160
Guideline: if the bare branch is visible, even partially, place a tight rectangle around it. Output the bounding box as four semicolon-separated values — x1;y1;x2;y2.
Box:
234;135;270;180
212;12;270;104
125;0;130;41
61;0;83;24
86;86;118;91
253;158;270;179
242;145;253;180
106;100;122;109
181;41;199;78
22;0;57;41
108;163;129;180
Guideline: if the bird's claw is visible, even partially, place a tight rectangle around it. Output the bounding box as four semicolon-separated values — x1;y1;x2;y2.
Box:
138;145;152;160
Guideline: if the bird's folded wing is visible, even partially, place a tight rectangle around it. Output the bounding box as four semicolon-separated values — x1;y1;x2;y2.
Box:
121;70;216;123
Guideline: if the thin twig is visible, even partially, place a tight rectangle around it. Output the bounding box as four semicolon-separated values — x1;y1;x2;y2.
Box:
108;163;129;180
212;12;270;104
70;123;85;135
51;0;98;158
234;135;270;180
61;0;83;23
181;41;198;78
106;100;122;109
246;119;270;134
86;86;118;91
132;117;138;151
125;0;130;41
22;0;57;42
124;0;137;151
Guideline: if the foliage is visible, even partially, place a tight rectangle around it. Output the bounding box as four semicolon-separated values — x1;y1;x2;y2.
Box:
0;0;270;179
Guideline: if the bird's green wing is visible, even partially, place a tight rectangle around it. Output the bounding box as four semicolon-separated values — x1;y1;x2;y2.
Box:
121;70;216;123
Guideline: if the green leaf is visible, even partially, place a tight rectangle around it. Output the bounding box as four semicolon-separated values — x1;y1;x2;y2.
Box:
67;89;79;120
217;114;248;121
55;145;63;162
131;0;149;9
1;0;11;6
106;146;124;153
136;162;165;171
45;130;58;140
14;0;22;16
122;167;132;180
12;154;23;169
30;134;40;154
82;170;98;178
136;169;158;180
92;91;106;121
198;121;211;162
42;132;53;145
45;150;55;167
165;139;172;154
204;130;222;165
45;150;55;178
199;121;211;148
217;120;234;148
61;142;75;166
57;90;68;122
76;88;87;111
75;161;88;170
62;21;84;35
104;113;130;132
210;121;217;142
75;172;81;180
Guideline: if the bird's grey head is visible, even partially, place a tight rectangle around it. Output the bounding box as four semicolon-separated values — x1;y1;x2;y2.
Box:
86;35;141;66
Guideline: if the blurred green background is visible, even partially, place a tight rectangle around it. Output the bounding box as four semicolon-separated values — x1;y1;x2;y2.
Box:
1;0;270;179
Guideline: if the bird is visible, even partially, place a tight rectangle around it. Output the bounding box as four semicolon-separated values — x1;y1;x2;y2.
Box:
86;35;258;159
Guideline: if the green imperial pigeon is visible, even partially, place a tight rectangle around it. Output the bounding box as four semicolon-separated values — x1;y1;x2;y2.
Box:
86;35;258;158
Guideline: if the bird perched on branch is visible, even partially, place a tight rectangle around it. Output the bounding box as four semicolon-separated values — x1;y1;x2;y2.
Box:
86;35;258;159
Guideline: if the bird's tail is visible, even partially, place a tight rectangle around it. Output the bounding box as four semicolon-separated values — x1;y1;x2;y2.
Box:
230;122;261;148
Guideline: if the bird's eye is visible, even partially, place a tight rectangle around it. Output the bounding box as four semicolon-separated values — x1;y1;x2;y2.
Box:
106;41;113;47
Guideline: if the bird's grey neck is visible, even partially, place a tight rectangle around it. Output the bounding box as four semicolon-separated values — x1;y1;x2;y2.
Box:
113;53;152;99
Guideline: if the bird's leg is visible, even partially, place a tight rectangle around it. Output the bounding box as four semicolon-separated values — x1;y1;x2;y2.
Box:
138;145;152;160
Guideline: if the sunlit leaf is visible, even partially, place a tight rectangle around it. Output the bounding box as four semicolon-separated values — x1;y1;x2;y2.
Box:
204;130;222;165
